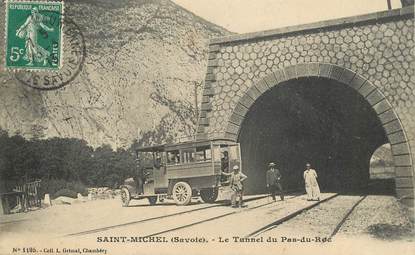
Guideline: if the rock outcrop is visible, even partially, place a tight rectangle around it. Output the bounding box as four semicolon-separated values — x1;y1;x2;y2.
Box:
0;0;230;148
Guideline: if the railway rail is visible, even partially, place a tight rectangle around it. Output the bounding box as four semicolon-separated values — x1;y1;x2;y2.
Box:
329;195;367;237
69;192;363;239
67;194;283;237
138;194;303;238
248;194;368;238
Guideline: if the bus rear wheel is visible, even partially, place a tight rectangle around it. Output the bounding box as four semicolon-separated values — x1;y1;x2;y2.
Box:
121;188;131;207
172;182;192;206
200;188;219;203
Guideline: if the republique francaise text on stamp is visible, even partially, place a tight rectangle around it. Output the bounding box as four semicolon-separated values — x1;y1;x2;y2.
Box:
5;0;64;71
4;0;86;90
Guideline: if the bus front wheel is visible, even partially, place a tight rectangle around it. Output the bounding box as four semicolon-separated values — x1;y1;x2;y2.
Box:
121;188;131;207
172;182;192;206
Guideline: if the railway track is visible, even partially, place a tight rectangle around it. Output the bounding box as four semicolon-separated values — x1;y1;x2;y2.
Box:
248;194;367;238
329;195;367;237
138;194;303;238
67;193;303;237
140;197;275;238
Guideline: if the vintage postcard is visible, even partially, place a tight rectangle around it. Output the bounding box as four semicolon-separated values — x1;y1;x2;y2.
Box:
0;0;414;255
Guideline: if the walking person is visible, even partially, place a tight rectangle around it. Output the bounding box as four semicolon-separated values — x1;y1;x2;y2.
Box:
266;162;284;201
223;165;247;208
303;163;321;201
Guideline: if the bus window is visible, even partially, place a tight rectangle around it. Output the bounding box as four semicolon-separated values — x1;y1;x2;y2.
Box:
182;149;195;163
229;145;240;160
153;151;163;168
212;145;222;163
195;146;212;162
205;147;212;160
221;150;229;173
167;150;180;165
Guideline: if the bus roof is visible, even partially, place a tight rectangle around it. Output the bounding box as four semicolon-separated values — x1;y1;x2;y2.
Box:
135;144;165;152
134;138;236;152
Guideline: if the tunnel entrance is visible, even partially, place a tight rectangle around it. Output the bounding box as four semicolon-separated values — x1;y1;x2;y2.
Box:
238;77;390;195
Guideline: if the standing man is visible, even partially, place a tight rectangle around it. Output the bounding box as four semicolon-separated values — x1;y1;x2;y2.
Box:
221;151;229;173
223;165;248;208
135;158;144;195
220;151;230;183
266;162;284;201
303;163;321;201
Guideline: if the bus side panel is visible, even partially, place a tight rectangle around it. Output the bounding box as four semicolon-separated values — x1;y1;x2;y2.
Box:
154;166;168;189
168;175;219;195
187;176;219;190
213;162;222;175
166;161;213;179
143;182;154;195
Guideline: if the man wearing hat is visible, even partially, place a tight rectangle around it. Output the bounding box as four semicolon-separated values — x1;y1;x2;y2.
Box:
266;162;284;201
223;165;248;208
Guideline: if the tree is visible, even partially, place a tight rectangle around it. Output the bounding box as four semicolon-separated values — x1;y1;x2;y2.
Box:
0;128;137;193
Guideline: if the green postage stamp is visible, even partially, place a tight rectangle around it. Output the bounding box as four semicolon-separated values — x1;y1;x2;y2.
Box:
5;1;64;71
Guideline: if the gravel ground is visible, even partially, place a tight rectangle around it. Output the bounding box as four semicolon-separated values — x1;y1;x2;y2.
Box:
338;195;414;241
160;194;336;238
1;194;413;255
0;197;213;237
259;194;414;251
0;189;261;237
86;194;274;238
260;195;364;237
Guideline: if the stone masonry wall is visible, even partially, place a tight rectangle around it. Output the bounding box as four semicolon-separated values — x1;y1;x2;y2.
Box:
197;7;414;204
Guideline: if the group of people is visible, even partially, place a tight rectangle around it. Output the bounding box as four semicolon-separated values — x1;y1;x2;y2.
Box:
267;162;321;201
223;161;321;207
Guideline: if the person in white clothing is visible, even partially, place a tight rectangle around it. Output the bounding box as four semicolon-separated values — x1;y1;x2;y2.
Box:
303;163;321;201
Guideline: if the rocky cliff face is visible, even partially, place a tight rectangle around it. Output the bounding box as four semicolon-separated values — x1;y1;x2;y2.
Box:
0;0;230;148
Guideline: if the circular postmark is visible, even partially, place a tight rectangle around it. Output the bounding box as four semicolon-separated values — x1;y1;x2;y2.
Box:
13;12;86;90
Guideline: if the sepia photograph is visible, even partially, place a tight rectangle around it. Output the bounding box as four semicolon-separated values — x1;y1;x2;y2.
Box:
0;0;414;254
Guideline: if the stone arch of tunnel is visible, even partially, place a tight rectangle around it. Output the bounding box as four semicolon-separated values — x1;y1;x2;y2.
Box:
225;63;413;202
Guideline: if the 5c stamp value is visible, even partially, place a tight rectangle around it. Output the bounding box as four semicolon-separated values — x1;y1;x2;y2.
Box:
5;0;63;71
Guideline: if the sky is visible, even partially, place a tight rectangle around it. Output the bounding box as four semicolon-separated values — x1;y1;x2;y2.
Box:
172;0;402;33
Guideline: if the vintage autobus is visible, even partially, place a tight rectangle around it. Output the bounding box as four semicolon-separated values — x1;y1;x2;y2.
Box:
120;139;241;206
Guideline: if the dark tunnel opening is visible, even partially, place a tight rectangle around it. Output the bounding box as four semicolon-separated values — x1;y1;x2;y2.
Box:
238;77;391;195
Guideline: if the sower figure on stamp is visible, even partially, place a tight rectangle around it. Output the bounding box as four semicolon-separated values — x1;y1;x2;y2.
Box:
266;162;284;201
16;7;54;66
303;163;321;201
223;165;247;208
